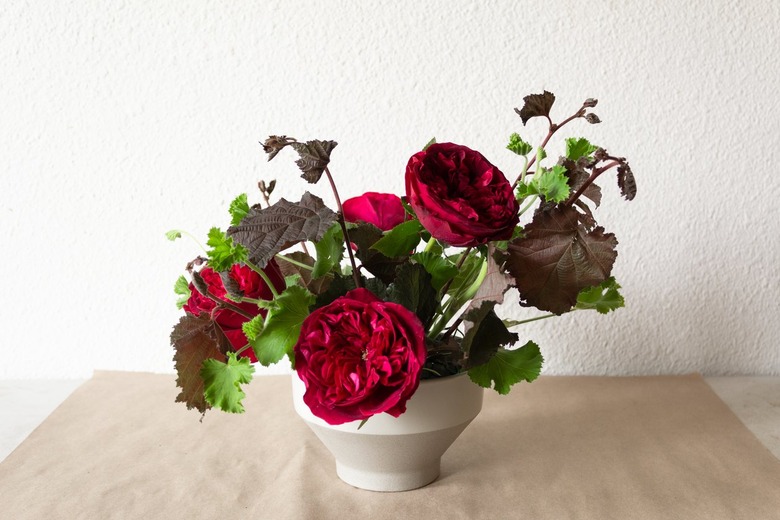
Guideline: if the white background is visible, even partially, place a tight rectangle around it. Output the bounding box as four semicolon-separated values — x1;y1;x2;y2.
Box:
2;1;778;379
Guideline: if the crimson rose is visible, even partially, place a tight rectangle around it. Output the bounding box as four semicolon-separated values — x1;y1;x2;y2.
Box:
405;142;519;247
183;261;285;362
293;288;426;425
342;192;407;231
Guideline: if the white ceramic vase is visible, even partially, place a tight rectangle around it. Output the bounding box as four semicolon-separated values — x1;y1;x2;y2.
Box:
291;372;484;492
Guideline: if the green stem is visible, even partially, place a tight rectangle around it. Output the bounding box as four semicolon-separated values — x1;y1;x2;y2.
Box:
518;195;538;217
508;313;557;326
438;247;472;297
245;259;280;298
276;254;314;271
424;236;438;253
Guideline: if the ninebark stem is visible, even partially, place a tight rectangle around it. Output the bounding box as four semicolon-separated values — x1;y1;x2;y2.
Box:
324;166;362;288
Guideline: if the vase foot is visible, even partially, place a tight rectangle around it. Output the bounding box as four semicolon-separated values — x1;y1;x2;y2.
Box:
336;459;440;492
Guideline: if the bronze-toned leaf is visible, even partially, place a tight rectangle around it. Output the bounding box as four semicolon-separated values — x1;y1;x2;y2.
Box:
171;314;230;414
515;91;556;125
585;113;601;124
559;157;602;207
507;206;618;314
350;222;407;284
617;162;637;201
289;140;338;183
262;135;295;161
227;192;337;268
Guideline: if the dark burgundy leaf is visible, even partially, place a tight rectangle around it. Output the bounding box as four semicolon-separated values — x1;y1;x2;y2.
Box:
262;135;295;161
506;206;618;314
227;192;337;268
462;301;518;368
515;91;556;125
583;98;598;108
617;162;637;201
559;157;602;207
170;314;230;414
289;140;338;184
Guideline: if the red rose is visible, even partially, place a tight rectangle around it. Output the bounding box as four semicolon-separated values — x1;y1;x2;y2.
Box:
183;261;285;362
342;192;407;231
405;142;519;247
293;288;426;425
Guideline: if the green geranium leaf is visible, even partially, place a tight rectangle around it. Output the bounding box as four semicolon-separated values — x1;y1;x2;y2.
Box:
174;275;191;309
468;341;543;395
312;223;344;279
166;230;182;241
411;252;458;291
533;165;571;203
229;193;251;227
371;220;423;257
206;227;248;272
565;137;598;161
242;314;264;342
575;277;625;314
201;352;255;414
250;285;315;366
507;133;533;156
423;137;436;151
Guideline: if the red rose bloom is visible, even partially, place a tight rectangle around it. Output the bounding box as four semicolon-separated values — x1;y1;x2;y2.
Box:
405;142;519;247
183;261;285;362
293;288;426;425
342;192;408;231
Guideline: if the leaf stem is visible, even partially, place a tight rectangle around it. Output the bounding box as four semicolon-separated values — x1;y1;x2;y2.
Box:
276;254;314;271
563;160;621;207
245;259;281;298
513;104;587;188
323;166;362;288
202;291;255;320
507;313;557;326
438;247;472;297
518;195;538;217
424;236;438;253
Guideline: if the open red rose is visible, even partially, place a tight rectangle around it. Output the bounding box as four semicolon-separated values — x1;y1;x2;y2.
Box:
293;288;426;425
405;142;519;247
183;261;285;362
342;192;407;231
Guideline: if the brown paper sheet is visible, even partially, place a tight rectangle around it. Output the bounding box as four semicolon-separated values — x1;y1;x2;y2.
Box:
1;372;779;519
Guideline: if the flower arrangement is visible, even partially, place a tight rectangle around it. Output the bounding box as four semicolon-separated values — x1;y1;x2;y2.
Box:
168;91;636;424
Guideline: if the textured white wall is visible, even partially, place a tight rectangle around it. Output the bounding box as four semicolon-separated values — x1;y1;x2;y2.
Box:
2;1;778;378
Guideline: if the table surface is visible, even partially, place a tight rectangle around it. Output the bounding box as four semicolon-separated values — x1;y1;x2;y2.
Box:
1;375;778;463
1;373;779;520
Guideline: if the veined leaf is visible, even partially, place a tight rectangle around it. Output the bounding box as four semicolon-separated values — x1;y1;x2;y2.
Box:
242;314;264;342
350;222;407;284
507;133;533;156
289;140;338;184
166;230;182;241
370;220;423;257
201;353;255;414
384;263;439;328
229;193;251;227
462;300;518;369
249;285;315;366
516;91;556;125
411;252;458;291
617;162;637;201
565;137;598;161
506;206;617;314
468;341;543;395
174;275;191;309
227;192;337;268
276;251;333;295
170;314;230;414
312;223;344;279
575;277;625;314
206;227;248;272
